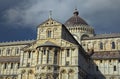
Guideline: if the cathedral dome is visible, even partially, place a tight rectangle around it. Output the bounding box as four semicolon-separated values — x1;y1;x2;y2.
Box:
65;9;88;26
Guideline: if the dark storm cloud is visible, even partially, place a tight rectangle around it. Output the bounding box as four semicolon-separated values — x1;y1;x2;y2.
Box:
0;0;120;41
0;0;22;12
0;24;36;42
1;0;76;27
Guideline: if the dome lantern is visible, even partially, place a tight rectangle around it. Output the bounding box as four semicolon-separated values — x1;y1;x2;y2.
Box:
73;9;79;16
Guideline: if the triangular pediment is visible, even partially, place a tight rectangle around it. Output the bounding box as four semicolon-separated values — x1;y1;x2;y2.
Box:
38;18;62;28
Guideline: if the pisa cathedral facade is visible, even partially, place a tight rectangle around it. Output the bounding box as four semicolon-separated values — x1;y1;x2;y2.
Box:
0;9;120;79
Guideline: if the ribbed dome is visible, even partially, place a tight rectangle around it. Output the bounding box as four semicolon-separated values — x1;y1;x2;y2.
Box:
65;9;88;26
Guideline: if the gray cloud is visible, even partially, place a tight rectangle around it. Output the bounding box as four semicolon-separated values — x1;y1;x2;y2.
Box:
1;0;120;33
2;0;75;26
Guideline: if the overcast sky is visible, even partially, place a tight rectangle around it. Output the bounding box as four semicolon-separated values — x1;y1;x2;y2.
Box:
0;0;120;42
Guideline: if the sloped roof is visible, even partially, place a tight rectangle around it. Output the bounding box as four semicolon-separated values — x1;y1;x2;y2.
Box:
92;51;120;59
37;41;60;48
37;18;62;28
0;40;35;46
65;10;88;26
0;56;20;62
83;33;120;40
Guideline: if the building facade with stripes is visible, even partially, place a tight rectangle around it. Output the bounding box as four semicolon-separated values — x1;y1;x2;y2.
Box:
0;9;120;79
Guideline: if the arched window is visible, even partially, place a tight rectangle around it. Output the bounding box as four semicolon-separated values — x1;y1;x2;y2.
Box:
100;42;103;50
43;50;46;55
81;34;89;40
112;42;115;49
7;48;10;55
4;63;7;69
18;63;20;69
15;48;19;54
54;50;57;56
11;63;13;69
47;30;51;38
54;49;57;64
114;66;116;71
28;51;31;58
67;49;70;57
27;63;30;67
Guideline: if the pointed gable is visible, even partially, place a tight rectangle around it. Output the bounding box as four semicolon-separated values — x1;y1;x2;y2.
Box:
37;17;79;46
37;18;62;28
37;18;63;40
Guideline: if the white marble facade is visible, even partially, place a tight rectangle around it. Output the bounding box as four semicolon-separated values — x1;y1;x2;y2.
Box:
0;10;120;79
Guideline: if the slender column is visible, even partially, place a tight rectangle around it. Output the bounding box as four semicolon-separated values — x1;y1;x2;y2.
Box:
21;74;23;79
21;51;24;66
70;49;72;65
26;72;28;79
53;48;57;64
45;48;47;64
64;48;66;65
57;49;60;65
41;47;43;64
37;48;39;64
52;48;55;64
60;49;62;65
46;47;49;64
117;41;119;50
31;51;33;65
38;48;40;64
68;73;69;79
26;52;28;65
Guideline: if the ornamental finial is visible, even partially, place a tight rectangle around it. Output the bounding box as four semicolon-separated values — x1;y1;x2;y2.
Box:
49;10;52;19
73;8;79;16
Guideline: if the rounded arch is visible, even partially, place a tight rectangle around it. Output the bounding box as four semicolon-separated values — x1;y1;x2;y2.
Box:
13;76;17;79
53;28;57;31
35;73;39;77
99;42;103;50
68;69;74;73
110;40;116;49
40;73;46;76
21;69;26;74
28;69;34;74
60;69;67;73
15;47;19;55
46;28;52;38
6;48;11;55
81;34;89;40
111;41;115;49
6;77;11;79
